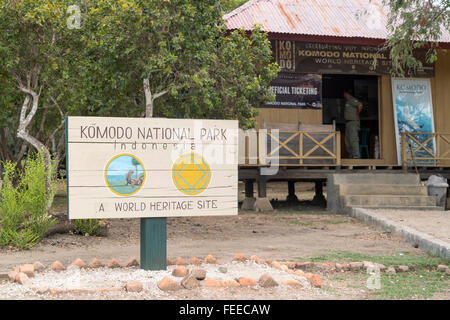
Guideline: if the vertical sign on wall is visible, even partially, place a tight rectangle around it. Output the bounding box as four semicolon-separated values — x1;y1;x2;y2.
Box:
275;40;295;72
391;78;435;165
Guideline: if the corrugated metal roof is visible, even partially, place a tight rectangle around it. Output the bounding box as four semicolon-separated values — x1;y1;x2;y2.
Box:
224;0;450;43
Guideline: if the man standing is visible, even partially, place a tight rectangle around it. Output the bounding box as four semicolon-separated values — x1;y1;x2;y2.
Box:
343;90;363;159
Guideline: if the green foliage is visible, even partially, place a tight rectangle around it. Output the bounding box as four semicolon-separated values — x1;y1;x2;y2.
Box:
381;0;449;76
300;250;448;267
0;153;58;249
0;0;278;167
306;251;449;299
375;270;449;300
80;0;278;127
72;219;107;236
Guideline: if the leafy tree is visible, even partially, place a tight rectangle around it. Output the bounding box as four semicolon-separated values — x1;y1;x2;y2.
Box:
131;158;140;180
381;0;449;76
82;0;278;126
0;0;82;167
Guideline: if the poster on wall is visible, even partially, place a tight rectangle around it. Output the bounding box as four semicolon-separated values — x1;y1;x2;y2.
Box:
391;78;435;165
262;73;322;109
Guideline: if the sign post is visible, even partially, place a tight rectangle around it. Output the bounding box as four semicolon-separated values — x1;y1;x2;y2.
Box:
66;116;238;270
140;217;166;270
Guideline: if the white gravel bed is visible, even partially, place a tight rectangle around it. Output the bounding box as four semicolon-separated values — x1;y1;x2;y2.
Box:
0;261;324;300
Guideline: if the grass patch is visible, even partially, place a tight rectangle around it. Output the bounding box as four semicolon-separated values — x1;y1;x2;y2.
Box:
300;251;450;300
239;209;329;215
296;250;448;268
372;270;449;300
282;219;314;226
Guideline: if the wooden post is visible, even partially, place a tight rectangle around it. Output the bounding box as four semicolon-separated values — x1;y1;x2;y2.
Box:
286;180;298;203
401;133;407;172
312;181;326;205
257;175;267;198
245;180;254;198
140;217;167;270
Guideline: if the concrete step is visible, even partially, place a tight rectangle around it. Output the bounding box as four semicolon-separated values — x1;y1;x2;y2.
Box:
344;205;444;212
333;173;420;185
339;184;428;196
342;195;436;207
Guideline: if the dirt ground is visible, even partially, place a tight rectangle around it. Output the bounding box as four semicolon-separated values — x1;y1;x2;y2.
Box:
370;209;450;243
0;182;447;299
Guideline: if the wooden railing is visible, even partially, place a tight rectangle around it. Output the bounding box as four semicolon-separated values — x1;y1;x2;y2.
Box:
239;130;341;166
401;132;450;167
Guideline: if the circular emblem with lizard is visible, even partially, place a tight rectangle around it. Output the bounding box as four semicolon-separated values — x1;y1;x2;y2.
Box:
172;153;211;195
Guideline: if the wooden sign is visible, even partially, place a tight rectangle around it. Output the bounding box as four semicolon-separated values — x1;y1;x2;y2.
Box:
66;116;238;219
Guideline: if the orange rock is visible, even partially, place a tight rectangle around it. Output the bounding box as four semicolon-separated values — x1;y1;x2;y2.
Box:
304;273;322;288
258;273;278;287
349;262;363;270
336;263;350;271
239;277;257;287
295;262;313;270
220;278;240;287
174;257;187;265
204;255;218;264
249;255;259;261
166;258;173;266
8;271;17;282
33;261;45;272
294;269;305;276
70;258;87;269
191;268;206;280
50;261;66;272
125;281;143;293
271;261;282;269
107;259;121;268
189;257;201;265
232;253;248;262
282;279;303;287
280;265;289;272
172;266;189;277
157;277;182;291
203;278;221;288
181;274;200;289
15;272;30;285
124;257;139;267
19;264;35;277
88;258;104;268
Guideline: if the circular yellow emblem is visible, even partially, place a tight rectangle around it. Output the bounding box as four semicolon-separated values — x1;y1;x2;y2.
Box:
172;153;211;195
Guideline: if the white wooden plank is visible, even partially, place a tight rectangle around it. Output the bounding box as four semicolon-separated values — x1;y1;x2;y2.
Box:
67;117;238;219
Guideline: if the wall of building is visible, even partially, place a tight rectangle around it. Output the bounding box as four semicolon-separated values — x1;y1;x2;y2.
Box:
255;49;450;166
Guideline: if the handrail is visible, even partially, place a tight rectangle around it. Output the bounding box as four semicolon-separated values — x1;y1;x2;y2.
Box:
240;129;341;166
401;132;450;168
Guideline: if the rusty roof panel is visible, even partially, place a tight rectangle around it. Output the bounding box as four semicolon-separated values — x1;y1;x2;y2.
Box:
223;0;450;43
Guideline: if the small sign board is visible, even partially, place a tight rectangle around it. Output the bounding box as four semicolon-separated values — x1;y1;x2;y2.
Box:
66;117;238;219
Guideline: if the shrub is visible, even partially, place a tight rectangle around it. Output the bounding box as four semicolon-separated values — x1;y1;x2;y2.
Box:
0;153;58;249
72;219;107;236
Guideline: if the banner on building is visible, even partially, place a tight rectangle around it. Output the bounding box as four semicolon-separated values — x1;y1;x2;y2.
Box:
272;41;435;77
263;73;322;109
391;78;435;165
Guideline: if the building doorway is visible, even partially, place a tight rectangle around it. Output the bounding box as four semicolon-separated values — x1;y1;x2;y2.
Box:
322;74;380;159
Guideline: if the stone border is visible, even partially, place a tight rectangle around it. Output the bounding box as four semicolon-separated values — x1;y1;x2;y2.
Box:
350;208;450;259
5;252;441;296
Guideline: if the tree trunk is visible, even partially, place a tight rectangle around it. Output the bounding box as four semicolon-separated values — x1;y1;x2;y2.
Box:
143;78;153;118
17;89;54;209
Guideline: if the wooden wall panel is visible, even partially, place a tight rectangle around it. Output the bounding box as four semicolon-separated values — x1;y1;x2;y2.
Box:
256;109;322;128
